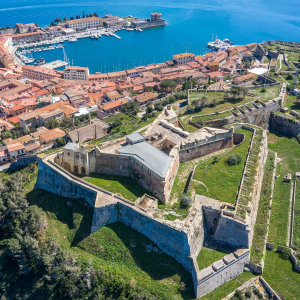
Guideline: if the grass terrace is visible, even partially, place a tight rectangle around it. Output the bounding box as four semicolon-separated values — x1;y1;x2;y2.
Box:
196;247;229;270
191;128;253;204
293;178;300;250
248;85;280;102
284;95;300;113
191;111;232;125
82;173;150;202
181;86;281;133
250;151;276;265
262;132;300;300
236;127;264;219
87;112;158;147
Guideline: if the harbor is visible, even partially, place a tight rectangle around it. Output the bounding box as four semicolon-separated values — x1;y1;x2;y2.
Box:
13;28;124;66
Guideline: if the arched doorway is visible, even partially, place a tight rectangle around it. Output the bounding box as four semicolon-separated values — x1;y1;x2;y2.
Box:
81;167;86;175
62;162;72;173
74;166;79;174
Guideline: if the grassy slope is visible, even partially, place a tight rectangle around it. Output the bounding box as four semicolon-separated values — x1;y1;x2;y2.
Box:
192;129;252;204
27;189;195;300
262;132;300;300
82;173;149;202
293;178;300;250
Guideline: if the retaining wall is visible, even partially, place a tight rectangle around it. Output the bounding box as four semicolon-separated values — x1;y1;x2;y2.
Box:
191;249;250;298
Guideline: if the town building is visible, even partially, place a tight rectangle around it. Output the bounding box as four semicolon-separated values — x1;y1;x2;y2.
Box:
173;53;195;65
63;66;90;81
22;65;61;81
66;17;102;30
97;99;128;118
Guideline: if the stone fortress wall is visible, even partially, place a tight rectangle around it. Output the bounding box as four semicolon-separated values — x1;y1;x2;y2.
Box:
34;121;270;298
190;248;250;298
35;152;252;298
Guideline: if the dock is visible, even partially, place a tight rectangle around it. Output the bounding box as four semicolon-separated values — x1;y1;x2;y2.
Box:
110;33;121;40
43;60;68;69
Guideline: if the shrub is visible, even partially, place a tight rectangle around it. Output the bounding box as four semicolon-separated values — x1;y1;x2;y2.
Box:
227;153;242;166
280;247;291;260
286;74;294;80
244;290;251;298
261;88;266;93
180;194;192;209
234;290;244;300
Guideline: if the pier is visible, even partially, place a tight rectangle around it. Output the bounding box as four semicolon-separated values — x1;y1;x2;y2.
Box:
42;60;68;69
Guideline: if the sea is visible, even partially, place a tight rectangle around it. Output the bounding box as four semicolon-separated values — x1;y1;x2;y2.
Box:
1;0;300;73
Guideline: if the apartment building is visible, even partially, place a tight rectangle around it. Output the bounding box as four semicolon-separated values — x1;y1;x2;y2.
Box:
22;65;61;81
66;17;102;30
63;66;89;81
173;53;195;65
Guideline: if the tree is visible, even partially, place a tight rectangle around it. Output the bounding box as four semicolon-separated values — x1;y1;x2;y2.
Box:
180;194;192;209
83;11;85;18
227;153;242;166
121;102;140;116
55;137;66;147
45;118;59;129
146;105;154;114
51;21;55;26
1;131;12;140
63;16;68;22
159;79;177;93
54;17;62;23
287;74;294;80
35;23;39;27
70;16;74;20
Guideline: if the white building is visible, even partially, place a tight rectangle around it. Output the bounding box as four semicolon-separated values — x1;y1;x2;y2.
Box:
66;17;102;30
173;53;195;65
63;66;90;81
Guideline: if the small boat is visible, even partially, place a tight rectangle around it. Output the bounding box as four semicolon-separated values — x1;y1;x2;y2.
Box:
34;58;46;66
68;38;77;42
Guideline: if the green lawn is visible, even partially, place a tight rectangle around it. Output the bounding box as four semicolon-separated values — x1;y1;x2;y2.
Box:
82;173;149;202
27;189;194;300
293;178;300;250
197;247;229;270
191;129;253;204
249;85;281;102
262;132;300;300
267;133;300;246
284;95;300;113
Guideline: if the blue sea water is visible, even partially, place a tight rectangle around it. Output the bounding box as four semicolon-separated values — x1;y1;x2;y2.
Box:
1;0;300;73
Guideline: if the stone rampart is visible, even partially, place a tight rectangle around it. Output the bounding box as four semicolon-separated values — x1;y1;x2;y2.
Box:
270;113;300;136
213;213;249;248
35;157;98;207
191;249;250;298
179;130;234;162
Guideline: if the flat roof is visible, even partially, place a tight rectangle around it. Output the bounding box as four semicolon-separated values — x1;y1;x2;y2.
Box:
126;132;145;144
64;142;78;150
117;141;172;178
